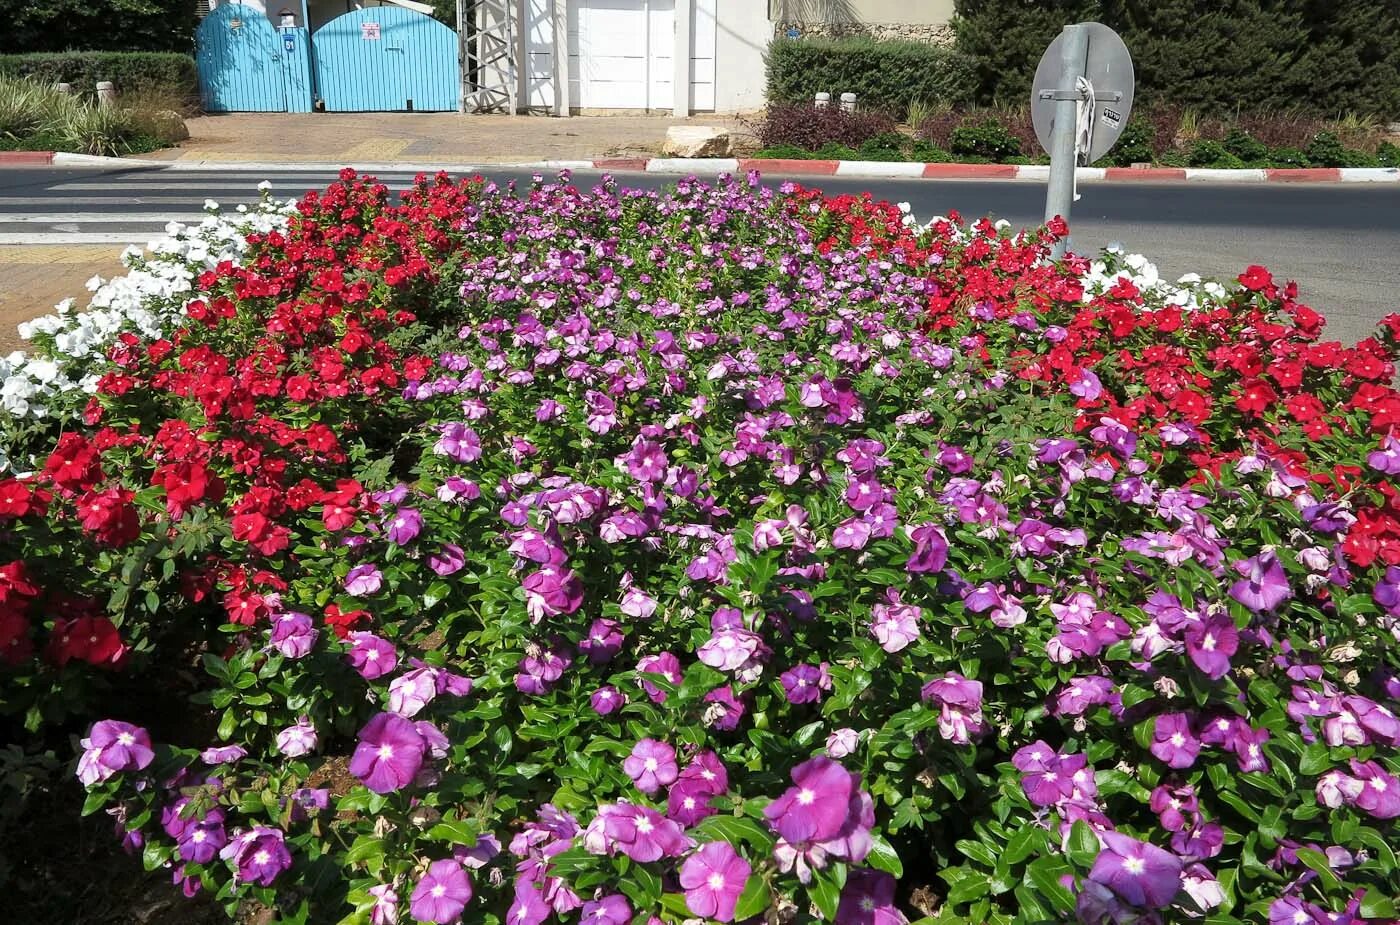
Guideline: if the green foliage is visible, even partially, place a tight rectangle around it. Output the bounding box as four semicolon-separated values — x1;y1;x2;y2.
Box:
1222;128;1269;163
952;0;1400;117
765;36;977;119
0;73;182;155
1380;141;1400;169
1094;117;1154;167
0;52;197;102
1305;130;1382;167
950;116;1022;160
1187;140;1245;169
0;0;196;54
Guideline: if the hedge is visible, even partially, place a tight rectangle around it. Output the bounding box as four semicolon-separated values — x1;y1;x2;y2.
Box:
0;0;196;55
765;37;976;118
0;52;197;102
952;0;1400;117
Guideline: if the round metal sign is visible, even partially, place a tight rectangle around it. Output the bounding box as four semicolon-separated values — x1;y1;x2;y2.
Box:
1031;22;1135;163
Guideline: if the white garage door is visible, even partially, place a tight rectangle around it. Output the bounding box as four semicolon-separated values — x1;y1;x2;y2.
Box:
569;0;673;109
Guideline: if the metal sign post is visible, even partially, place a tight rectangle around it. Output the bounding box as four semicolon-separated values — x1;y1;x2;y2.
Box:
1031;22;1135;260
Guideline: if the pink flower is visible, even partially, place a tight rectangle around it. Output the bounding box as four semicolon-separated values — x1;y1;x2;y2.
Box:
680;842;751;922
349;713;426;794
623;739;678;795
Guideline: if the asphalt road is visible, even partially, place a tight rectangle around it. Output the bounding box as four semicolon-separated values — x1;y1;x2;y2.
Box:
2;164;1398;344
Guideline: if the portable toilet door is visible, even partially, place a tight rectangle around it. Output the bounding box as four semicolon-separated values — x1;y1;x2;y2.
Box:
197;3;311;112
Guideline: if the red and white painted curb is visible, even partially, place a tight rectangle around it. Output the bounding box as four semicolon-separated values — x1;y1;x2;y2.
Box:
12;151;1398;183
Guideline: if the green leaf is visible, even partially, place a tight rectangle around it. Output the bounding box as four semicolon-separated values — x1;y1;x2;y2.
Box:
1295;848;1342;894
425;819;477;845
733;875;772;921
690;814;776;852
620;863;662;909
1359;890;1399;920
867;835;903;877
1066;820;1100;868
1003;825;1047;866
1026;856;1076;914
955;838;998;869
809;868;844;920
344;836;385;866
943;867;990;906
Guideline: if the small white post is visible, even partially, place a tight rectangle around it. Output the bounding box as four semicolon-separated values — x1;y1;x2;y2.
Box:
814;91;830;108
56;82;73;94
839;91;856;112
96;81;116;107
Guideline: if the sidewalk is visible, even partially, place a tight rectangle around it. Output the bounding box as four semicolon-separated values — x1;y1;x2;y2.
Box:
0;246;124;353
144;112;750;165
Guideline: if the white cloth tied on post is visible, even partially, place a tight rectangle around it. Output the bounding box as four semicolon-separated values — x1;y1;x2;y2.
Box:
1072;75;1095;201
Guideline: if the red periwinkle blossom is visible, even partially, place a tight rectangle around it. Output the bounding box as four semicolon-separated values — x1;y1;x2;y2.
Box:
349;712;426;793
76;720;154;785
410;859;472;924
1228;551;1292;613
623;738;678;795
1087;831;1183;910
680;842;751;922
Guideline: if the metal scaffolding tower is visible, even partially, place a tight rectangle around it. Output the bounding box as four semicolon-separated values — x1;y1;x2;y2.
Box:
459;0;518;113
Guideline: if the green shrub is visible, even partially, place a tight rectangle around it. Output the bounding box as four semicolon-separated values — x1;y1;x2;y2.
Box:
1268;146;1311;168
858;131;911;160
953;0;1400;117
765;37;976;119
0;52;196;104
1095;117;1155;167
0;0;196;54
949;116;1021;160
1379;141;1400;168
1304;130;1382;167
750;144;813;160
1186;140;1245;169
910;140;953;163
1222;128;1269;163
0;73;181;154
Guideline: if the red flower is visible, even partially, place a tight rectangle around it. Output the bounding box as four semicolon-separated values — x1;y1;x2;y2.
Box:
0;479;49;519
0;561;38;605
0;606;32;666
323;603;371;639
75;486;141;547
45;615;125;668
44;433;103;491
1238;265;1274;292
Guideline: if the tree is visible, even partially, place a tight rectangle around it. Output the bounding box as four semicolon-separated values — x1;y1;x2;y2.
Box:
0;0;197;54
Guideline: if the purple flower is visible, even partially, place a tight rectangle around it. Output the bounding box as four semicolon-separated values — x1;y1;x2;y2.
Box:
1054;676;1116;717
1151;713;1201;769
581;894;631;925
368;884;399;925
411;859;472;924
523;565;585;621
76;720;154;785
1228;551;1292;612
595;803;691;862
836;868;907;925
906;523;949;574
1070;368;1103;401
703;684;745;730
624;440;668;482
349;712;426;794
222;826;292;886
937;443;973;474
200;744;247;765
591;685;624;715
921;672;985;745
763;757;861;846
620;586;658;619
1367;435;1400;475
1375;565;1400;617
698;628;763;672
347;632;399;680
385;508;423;545
1150;783;1198;832
345;563;383;596
1350;759;1400;819
1185;613;1239;680
669;781;719;826
1269;897;1330;925
579;618;624;665
276;718;319;757
637;652;682;704
870;593;921;653
623;739;678;795
1171;821;1223;861
680;842;751;922
507;881;551;925
827;728;859;758
1087;831;1183;910
435;423;482;463
832;517;873;550
268;611;318;659
1090;416;1138;459
428;544;466;576
780;662;831;705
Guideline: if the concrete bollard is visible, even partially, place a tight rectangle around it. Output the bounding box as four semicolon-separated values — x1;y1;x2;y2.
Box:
814;92;830;109
839;92;857;113
96;81;116;107
56;82;73;94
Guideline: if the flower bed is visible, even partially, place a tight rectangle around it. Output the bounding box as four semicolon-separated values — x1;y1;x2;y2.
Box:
2;170;1400;925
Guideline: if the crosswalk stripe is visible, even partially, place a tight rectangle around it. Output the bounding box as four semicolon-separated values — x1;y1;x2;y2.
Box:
0;196;243;206
0;213;208;223
0;233;153;245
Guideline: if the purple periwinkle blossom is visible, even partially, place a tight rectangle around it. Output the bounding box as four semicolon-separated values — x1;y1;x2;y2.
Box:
384;508;423;545
1375;565;1400;617
680;842;752;922
1185;613;1240;680
1269;897;1330;925
580;894;631;925
222;826;292;886
1070;368;1103;401
937;443;973;474
1349;759;1400;819
349;712;426;794
780;662;831;705
905;523;949;574
870;591;921;652
368;884;399;925
620;586;658;619
1090;416;1138;459
276;717;319;757
177;810;229;864
1087;831;1183;910
1150;783;1198;833
347;631;399;680
1228;550;1292;612
523;565;585;622
1367;435;1400;475
1054;676;1117;717
637;652;682;704
76;720;154;786
435;422;482;463
832;517;873;550
593;803;691;862
591;685;624;715
698;628;764;672
921;672;985;745
624;440;668;482
827;727;860;758
344;563;383;596
507;881;551;925
1171;821;1224;861
963;581;1026;628
200;744;247;765
579;618;624;665
763;757;870;859
668;780;719;827
703;685;745;730
836;868;907;925
389;667;439;716
623;739;678;795
268;611;318;659
428;543;466;576
411;859;472;924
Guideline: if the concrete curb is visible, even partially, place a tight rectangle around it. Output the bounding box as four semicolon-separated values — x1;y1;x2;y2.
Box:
29;151;1400;183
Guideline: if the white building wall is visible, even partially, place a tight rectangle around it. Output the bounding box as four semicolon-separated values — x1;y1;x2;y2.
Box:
712;0;769;113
